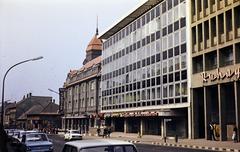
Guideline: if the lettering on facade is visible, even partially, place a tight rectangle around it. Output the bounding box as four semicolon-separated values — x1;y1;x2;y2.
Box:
201;68;240;82
111;111;158;117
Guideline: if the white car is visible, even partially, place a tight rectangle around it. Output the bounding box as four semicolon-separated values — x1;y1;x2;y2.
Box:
62;139;138;152
64;130;82;141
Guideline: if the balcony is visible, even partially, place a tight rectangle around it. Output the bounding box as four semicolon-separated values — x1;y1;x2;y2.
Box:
219;0;225;9
220;34;225;44
206;39;211;48
227;31;233;41
213;36;217;45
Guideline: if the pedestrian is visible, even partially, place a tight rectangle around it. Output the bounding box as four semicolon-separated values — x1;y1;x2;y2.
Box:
232;125;238;143
107;127;112;138
103;127;107;138
97;128;101;136
209;122;216;141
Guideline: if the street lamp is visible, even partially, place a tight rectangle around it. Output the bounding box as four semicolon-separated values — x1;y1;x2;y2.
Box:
1;56;43;127
48;88;59;95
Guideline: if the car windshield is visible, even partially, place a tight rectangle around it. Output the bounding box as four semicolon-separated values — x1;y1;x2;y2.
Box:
26;134;48;142
71;131;80;134
80;145;137;152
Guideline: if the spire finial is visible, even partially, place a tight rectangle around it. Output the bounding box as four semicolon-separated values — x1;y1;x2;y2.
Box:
96;15;99;35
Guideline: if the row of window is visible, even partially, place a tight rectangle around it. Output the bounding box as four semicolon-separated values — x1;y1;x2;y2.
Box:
102;69;187;97
101;97;188;110
102;83;187;104
102;43;186;81
103;0;185;50
103;19;186;66
193;43;240;73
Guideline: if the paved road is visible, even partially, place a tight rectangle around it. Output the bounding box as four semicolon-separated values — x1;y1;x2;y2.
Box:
48;134;214;152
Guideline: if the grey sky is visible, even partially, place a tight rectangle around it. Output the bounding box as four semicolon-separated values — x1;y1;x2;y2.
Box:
0;0;140;104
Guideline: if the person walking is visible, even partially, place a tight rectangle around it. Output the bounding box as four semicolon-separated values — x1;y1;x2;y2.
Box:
209;122;216;141
233;125;238;143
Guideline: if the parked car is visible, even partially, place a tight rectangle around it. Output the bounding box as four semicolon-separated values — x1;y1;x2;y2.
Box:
64;130;82;141
62;139;138;152
21;132;54;152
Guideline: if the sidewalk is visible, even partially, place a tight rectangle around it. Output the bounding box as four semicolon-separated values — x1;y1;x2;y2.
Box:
85;132;240;152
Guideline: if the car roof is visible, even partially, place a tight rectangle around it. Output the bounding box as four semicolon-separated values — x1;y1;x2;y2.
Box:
65;139;134;149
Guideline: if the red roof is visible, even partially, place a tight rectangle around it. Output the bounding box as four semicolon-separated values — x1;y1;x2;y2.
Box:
86;35;102;52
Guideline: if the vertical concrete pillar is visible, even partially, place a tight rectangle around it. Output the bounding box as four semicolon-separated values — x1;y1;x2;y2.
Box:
192;89;198;139
124;118;127;133
62;118;65;130
71;119;74;130
234;82;240;141
204;87;211;140
219;84;227;141
161;119;164;138
140;119;143;136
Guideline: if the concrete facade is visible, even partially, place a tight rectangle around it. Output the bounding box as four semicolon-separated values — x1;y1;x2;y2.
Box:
100;0;190;138
190;0;240;141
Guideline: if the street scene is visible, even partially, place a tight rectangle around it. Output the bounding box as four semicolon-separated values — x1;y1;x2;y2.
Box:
1;0;240;151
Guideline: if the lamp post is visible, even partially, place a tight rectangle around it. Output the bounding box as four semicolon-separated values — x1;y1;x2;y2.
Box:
48;88;59;95
1;56;43;127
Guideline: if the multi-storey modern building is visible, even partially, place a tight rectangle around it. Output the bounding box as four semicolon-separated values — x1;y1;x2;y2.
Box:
62;30;102;134
100;0;190;138
190;0;240;141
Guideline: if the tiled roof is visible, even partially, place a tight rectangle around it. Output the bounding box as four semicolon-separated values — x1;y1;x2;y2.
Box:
80;56;101;71
86;35;102;52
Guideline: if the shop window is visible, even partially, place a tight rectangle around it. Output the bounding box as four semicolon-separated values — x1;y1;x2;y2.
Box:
219;45;233;67
192;55;203;73
205;51;217;71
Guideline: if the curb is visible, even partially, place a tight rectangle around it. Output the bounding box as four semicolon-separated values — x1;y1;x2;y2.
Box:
150;142;240;152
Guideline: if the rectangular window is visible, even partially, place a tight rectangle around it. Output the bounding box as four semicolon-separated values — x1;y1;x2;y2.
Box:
163;85;168;98
181;82;187;95
169;59;173;72
175;83;180;96
169;85;174;97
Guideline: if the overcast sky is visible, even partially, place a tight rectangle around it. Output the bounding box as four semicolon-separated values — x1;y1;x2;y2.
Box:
0;0;141;104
